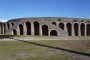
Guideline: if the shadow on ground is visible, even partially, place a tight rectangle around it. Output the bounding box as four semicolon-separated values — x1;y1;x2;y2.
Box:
12;38;90;57
0;35;15;39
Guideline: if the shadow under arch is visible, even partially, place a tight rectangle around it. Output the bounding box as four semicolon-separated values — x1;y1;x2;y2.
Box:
13;29;17;35
74;23;78;36
50;30;57;36
33;21;39;35
26;21;31;35
87;24;90;36
66;23;72;36
19;24;23;35
59;22;64;30
42;25;48;36
80;23;85;36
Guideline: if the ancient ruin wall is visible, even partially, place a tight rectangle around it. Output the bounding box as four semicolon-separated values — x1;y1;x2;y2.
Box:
0;17;90;36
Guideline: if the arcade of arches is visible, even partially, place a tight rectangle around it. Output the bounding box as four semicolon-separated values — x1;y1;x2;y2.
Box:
0;21;90;36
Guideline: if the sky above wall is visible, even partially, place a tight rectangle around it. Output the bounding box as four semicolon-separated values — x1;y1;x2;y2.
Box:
0;0;90;22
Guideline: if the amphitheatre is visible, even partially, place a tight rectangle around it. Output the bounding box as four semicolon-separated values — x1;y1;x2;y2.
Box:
0;17;90;60
0;17;90;37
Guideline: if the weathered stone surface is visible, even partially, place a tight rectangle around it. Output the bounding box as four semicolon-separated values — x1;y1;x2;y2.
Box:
0;17;90;36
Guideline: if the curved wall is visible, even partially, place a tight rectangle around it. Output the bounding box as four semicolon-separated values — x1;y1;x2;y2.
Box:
0;17;90;36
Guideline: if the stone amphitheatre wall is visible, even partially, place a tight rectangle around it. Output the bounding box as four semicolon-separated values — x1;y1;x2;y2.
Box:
0;17;90;36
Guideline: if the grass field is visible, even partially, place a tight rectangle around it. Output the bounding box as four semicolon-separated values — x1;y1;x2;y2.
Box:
0;40;90;60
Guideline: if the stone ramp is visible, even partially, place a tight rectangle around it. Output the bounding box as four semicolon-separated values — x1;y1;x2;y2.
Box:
0;36;90;41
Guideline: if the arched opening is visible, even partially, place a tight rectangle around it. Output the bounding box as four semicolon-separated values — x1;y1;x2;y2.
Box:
19;24;23;35
74;20;77;22
12;23;14;26
74;23;78;36
3;24;6;34
34;21;39;35
58;19;61;21
1;24;3;34
66;23;72;36
42;25;48;36
13;29;17;35
87;24;90;36
80;23;85;36
7;23;10;29
26;21;31;35
0;24;1;34
50;30;57;36
59;22;64;30
52;22;56;25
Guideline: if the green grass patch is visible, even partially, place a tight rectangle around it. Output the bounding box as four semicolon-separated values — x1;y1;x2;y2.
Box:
0;40;90;60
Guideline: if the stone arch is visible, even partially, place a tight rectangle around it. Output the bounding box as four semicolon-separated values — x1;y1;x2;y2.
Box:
50;30;57;36
66;23;72;36
59;22;64;30
13;29;17;35
42;25;48;36
74;23;78;36
26;21;31;35
34;21;39;35
87;24;90;36
12;23;14;26
19;24;23;35
52;22;56;25
7;23;10;29
80;23;85;36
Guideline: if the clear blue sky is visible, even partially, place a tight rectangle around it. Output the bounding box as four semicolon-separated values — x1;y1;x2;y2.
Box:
0;0;90;21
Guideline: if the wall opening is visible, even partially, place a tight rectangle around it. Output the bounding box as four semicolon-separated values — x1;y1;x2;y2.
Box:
66;23;72;36
52;22;56;25
19;24;23;35
1;24;3;34
7;23;10;29
42;25;48;36
12;23;14;26
58;19;61;21
87;24;90;36
34;21;39;35
50;30;57;36
59;22;64;30
74;20;77;22
26;21;31;35
13;29;17;35
74;23;78;36
4;24;6;34
80;23;85;36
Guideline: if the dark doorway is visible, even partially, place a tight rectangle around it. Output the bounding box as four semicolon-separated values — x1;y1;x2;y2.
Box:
12;23;14;26
34;21;39;35
26;21;31;35
74;23;78;36
13;29;17;35
1;24;3;34
52;22;56;25
7;23;10;29
66;23;72;36
4;24;6;34
59;22;64;30
87;24;90;36
19;24;23;35
81;23;85;36
42;25;48;36
50;30;57;36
